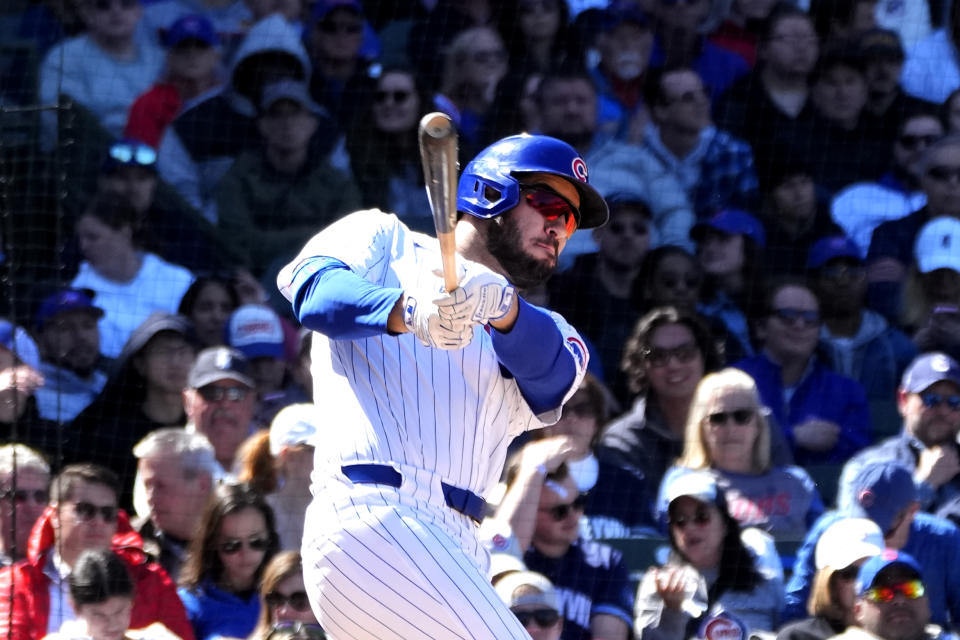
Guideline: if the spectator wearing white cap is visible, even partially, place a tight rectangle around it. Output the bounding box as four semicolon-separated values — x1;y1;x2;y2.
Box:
236;403;317;550
225;305;308;429
905;218;960;359
777;518;884;640
838;353;960;525
132;428;220;580
494;571;564;640
784;461;960;627
636;470;784;640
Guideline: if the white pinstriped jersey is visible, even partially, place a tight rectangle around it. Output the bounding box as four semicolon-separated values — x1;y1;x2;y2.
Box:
278;209;589;500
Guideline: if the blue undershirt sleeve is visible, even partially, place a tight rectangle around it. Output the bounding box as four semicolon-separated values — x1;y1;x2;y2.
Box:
491;298;577;415
290;257;404;340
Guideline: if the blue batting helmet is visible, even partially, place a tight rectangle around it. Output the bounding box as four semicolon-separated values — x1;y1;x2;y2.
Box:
457;134;609;230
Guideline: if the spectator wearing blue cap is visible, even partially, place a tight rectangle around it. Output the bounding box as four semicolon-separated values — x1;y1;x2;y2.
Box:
785;460;960;628
810;236;916;406
691;209;765;360
126;13;223;149
215;79;361;278
635;470;783;640
831;109;943;257
735;279;872;464
32;288;110;423
837;352;960;525
637;67;759;220
828;549;951;640
38;0;165;148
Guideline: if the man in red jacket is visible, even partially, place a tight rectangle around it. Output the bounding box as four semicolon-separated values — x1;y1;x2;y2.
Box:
0;463;194;640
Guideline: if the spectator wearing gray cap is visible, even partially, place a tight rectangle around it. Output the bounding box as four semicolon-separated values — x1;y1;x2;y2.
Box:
69;311;197;511
784;460;960;627
184;346;257;471
215;79;361;278
494;571;564;640
838;352;960;524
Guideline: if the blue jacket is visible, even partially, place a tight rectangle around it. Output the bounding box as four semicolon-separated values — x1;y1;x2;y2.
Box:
735;353;871;465
784;511;960;628
178;580;260;640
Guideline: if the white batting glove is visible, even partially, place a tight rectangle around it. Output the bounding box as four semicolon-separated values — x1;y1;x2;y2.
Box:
402;290;475;350
435;265;516;326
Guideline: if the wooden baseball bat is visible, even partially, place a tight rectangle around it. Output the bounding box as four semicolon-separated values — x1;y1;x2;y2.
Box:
418;112;460;293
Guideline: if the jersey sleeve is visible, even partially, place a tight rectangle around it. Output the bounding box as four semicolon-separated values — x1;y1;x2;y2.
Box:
492;300;589;424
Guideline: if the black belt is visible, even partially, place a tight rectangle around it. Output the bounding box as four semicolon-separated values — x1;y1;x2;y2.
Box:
341;464;486;524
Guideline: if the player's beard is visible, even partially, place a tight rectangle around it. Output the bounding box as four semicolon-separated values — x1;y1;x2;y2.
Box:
486;212;557;289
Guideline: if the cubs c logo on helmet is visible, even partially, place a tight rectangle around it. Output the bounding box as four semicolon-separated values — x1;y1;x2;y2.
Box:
572;157;588;182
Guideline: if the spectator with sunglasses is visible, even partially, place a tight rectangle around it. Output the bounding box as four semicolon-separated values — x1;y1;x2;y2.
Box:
178;483;279;640
0;464;193;640
831;110;943;258
548;192;653;390
828;550;950;640
736;279;872;464
635;470;783;640
0;445;50;567
785;461;960;627
37;0;164;149
493;450;634;640
344;66;434;232
183;347;258;473
494;570;564;640
867;136;960;321
658;368;822;539
249;552;325;640
598;307;723;491
778;518;884;640
809;237;916;409
837;353;960;525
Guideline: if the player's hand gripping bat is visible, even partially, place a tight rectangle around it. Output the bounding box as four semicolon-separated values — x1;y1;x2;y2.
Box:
419;112;460;293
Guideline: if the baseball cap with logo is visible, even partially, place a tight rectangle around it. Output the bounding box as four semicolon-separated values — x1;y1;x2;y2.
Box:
188;346;254;389
900;352;960;393
815;518;884;570
856;549;923;596
34;288;104;330
915;217;960;274
690;209;766;248
162;13;219;48
807;235;863;269
226;305;285;359
494;571;559;612
847;461;916;534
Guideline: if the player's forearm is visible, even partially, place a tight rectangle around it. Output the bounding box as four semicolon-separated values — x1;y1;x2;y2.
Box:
490;299;577;414
291;258;404;339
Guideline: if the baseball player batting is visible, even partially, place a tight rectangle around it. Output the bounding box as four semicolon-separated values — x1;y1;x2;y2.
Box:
277;134;608;640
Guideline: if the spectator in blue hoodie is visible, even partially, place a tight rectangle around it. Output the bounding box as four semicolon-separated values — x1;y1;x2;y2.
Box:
736;278;872;464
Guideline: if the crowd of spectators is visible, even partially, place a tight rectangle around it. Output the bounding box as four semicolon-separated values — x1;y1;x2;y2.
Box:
4;0;960;638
